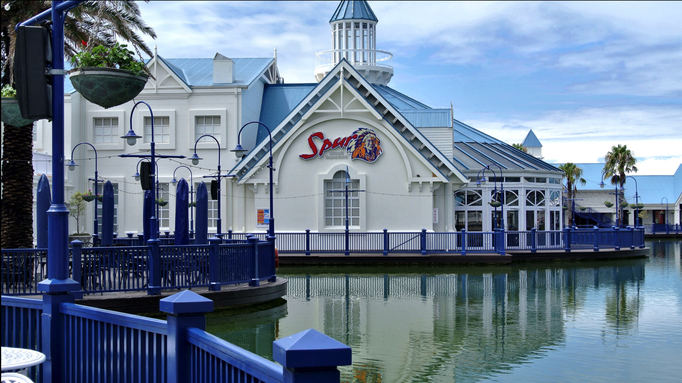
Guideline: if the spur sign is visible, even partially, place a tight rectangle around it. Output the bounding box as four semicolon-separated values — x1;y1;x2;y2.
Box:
299;128;383;163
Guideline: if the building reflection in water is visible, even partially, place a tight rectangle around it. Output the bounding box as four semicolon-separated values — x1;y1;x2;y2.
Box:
207;261;648;382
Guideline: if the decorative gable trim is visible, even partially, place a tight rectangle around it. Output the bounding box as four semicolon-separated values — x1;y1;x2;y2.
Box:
144;55;192;94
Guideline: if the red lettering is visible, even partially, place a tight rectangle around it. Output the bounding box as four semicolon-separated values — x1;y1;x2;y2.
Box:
332;137;344;149
299;132;324;160
319;139;333;156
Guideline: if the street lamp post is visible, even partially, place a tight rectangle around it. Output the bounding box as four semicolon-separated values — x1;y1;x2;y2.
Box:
476;164;505;255
172;165;195;236
625;175;641;227
120;101;185;241
232;121;276;239
66;142;100;245
190;135;228;238
131;158;164;235
600;171;620;227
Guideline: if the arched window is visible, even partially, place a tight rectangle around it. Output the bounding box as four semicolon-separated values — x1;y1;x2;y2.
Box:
324;171;360;228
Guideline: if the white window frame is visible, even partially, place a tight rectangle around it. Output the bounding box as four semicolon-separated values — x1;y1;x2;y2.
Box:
93;116;120;144
189;109;228;150
318;165;366;231
324;172;361;228
135;109;176;150
86;110;125;150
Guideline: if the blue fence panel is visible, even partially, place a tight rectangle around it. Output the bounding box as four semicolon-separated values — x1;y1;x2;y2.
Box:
387;232;421;253
0;296;43;382
61;303;168;383
275;233;305;253
257;242;276;281
218;243;252;285
309;233;344;253
79;246;150;294
349;232;383;253
1;249;48;295
187;328;283;383
159;245;210;289
462;232;496;253
425;232;461;253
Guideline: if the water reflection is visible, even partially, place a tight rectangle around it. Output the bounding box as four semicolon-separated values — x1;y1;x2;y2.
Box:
206;241;682;382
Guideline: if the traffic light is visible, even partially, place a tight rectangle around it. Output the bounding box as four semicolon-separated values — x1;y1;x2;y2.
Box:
139;162;153;190
14;25;52;120
211;180;218;200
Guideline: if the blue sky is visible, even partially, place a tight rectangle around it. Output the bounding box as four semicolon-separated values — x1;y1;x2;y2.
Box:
137;1;682;175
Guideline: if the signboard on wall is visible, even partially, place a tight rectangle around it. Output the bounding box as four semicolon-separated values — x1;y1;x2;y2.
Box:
257;209;270;228
433;208;439;224
299;127;383;163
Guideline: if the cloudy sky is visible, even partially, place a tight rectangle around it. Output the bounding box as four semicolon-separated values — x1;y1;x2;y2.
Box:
137;1;682;175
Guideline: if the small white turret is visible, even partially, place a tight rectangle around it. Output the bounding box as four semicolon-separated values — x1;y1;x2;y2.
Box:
315;0;393;85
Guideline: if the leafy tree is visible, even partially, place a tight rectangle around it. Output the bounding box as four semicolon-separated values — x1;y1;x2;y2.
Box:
66;192;88;234
603;144;638;226
0;1;155;248
559;163;586;227
512;143;527;153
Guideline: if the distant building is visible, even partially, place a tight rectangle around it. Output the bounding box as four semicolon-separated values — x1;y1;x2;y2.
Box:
522;129;543;159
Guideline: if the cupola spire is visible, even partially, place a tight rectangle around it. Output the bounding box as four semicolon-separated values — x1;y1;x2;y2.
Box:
315;0;393;85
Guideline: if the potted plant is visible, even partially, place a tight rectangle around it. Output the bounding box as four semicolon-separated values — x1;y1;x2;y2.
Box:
604;201;614;208
66;192;91;244
69;43;149;109
82;189;96;202
156;198;168;207
1;84;35;127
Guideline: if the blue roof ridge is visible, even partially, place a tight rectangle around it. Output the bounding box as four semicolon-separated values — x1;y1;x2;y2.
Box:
330;1;378;23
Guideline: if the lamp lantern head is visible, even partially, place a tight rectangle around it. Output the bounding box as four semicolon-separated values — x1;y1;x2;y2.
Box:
231;143;248;159
121;129;141;146
133;172;140;181
599;181;605;189
171;177;178;186
66;159;78;171
189;153;202;166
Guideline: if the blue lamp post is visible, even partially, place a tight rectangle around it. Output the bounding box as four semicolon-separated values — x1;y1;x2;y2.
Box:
132;158;164;235
232;121;276;239
600;170;620;227
120;101;185;240
66;142;100;244
624;175;641;227
476;164;505;231
172;165;195;236
190;135;227;238
661;197;669;234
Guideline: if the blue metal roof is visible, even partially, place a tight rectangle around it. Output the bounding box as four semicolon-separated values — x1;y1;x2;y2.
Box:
373;85;431;110
522;129;543;148
160;57;273;86
400;109;451;128
330;1;378;23
258;83;318;136
561;162;682;204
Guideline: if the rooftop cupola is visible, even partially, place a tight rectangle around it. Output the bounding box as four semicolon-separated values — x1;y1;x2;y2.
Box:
315;0;393;85
522;129;544;159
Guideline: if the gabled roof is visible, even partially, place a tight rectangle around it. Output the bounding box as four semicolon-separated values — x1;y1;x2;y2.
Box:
156;56;274;87
400;110;451;128
330;0;378;23
373;85;431;110
232;58;468;184
522;129;543;148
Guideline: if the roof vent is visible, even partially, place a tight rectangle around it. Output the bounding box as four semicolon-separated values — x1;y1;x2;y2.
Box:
213;53;233;84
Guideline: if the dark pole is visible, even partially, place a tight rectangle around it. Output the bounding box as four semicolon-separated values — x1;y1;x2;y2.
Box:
192;134;223;237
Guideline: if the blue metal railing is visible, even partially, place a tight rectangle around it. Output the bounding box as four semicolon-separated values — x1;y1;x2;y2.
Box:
2;293;352;383
645;223;682;235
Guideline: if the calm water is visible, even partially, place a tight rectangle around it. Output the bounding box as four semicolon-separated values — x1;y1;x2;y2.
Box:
207;240;682;382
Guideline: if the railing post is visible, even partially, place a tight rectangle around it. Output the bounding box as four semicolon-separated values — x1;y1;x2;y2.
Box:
593;226;600;252
161;291;213;383
639;226;645;248
498;228;505;256
629;226;635;249
305;229;311;256
228;229;233;240
421;228;427;255
137;233;144;246
148;239;161;295
614;227;620;250
563;227;571;252
345;229;350;256
249;235;260;286
531;228;537;253
71;240;84;299
273;328;352;383
208;237;221;291
461;229;467;256
383;229;388;256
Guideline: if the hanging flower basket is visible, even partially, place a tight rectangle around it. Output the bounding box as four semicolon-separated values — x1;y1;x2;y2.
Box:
620;201;629;208
630;203;644;210
579;206;587;211
69;67;149;109
1;98;36;127
82;194;96;202
604;201;614;208
562;206;569;210
156;199;168;207
489;201;502;207
188;201;196;208
97;194;103;202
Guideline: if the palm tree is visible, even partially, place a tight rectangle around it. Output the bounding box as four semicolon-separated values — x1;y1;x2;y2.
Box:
1;1;156;248
559;163;586;227
603;144;638;226
512;143;527;153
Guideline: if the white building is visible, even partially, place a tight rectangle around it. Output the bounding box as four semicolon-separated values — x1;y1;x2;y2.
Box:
30;0;569;239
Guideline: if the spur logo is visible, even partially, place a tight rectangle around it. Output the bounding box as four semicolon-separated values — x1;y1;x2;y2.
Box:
299;128;383;163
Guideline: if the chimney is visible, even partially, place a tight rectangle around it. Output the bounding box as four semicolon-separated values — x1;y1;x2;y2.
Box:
213;53;233;84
